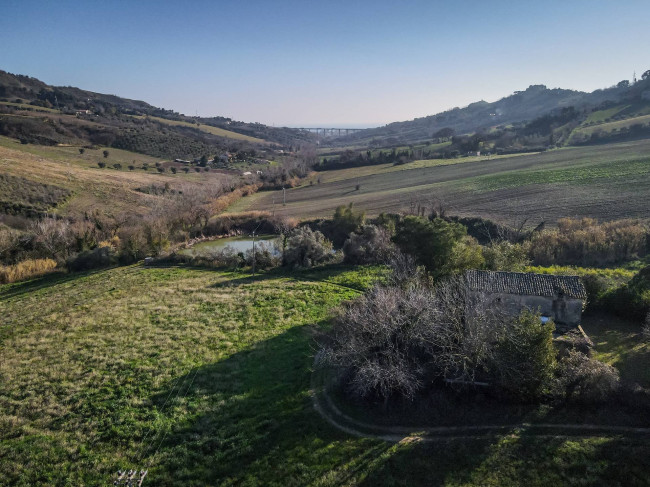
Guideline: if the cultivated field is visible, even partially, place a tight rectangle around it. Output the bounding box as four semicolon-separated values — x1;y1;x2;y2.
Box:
239;139;650;226
1;264;648;486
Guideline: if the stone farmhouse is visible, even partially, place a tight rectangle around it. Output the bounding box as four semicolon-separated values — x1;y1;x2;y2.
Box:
465;270;587;332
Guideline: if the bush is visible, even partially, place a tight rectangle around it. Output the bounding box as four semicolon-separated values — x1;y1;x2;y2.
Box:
392;216;466;279
555;349;620;403
319;285;435;400
446;235;484;274
342;225;395;265
67;246;117;272
284;227;332;268
528;218;647;267
606;265;650;320
203;245;244;269
244;242;280;270
329;203;365;246
0;258;57;284
643;312;650;342
483;241;530;271
493;310;557;399
97;161;106;168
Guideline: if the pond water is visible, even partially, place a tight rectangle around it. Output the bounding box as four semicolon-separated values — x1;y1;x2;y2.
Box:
181;235;279;256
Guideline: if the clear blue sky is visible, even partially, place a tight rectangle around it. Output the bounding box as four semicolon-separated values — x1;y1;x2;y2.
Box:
1;0;648;127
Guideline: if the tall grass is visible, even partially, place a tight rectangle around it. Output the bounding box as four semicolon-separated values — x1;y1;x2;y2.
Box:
0;258;57;284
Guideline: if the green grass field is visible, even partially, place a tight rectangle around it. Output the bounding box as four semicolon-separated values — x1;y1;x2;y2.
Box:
239;139;650;225
1;264;649;486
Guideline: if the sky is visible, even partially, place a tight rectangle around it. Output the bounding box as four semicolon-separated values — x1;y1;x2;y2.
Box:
1;0;648;127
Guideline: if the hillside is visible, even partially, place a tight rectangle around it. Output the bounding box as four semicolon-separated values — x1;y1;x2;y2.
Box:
0;70;315;149
0;136;238;220
331;76;650;147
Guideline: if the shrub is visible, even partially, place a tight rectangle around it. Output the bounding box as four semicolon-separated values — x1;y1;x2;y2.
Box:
284;227;332;268
67;246;117;272
555;349;620;403
528;218;647;266
97;162;106;168
112;163;122;170
342;224;395;264
330;203;365;246
483;241;530;271
493;310;557;399
244;242;280;270
206;246;244;269
446;235;484;274
606;265;650;320
643;312;650;342
319;285;435;400
392;216;466;279
0;258;57;284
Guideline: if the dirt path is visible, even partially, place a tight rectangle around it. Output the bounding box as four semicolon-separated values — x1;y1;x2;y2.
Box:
311;367;650;442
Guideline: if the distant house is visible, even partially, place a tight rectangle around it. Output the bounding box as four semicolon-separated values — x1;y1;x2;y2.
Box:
465;270;587;331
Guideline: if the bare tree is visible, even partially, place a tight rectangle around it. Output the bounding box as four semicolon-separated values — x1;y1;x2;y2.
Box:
31;217;75;262
319;285;435;402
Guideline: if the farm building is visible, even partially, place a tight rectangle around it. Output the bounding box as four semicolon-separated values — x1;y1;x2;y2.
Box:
465;270;587;331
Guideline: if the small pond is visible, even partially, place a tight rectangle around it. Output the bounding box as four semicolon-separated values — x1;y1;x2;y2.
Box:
181;235;279;256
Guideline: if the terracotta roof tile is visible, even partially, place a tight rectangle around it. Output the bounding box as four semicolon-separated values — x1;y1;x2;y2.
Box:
465;270;587;300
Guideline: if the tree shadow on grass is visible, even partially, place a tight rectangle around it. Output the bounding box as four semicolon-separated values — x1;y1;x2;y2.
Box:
0;268;108;300
206;264;377;291
135;323;490;486
358;429;650;486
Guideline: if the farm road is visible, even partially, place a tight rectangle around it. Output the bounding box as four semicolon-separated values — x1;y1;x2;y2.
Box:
311;370;650;443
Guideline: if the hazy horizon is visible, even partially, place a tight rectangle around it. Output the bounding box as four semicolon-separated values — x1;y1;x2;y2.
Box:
2;0;649;126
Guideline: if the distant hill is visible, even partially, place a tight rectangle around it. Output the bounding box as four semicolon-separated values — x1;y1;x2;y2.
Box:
332;75;650;147
0;69;315;148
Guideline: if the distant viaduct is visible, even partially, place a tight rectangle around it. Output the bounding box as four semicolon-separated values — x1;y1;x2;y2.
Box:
297;127;366;137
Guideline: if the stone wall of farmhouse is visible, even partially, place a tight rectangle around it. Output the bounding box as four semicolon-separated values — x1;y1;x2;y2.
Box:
487;293;583;327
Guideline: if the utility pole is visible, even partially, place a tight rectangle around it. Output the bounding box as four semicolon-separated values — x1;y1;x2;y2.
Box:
251;221;262;277
252;230;256;276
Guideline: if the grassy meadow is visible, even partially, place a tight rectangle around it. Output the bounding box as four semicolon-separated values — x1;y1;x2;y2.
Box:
1;264;649;486
238;139;650;225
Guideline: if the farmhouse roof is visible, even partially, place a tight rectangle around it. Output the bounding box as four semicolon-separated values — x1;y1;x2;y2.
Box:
465;270;587;300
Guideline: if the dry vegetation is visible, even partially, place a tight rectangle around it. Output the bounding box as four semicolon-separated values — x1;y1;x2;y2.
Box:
0;136;236;218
